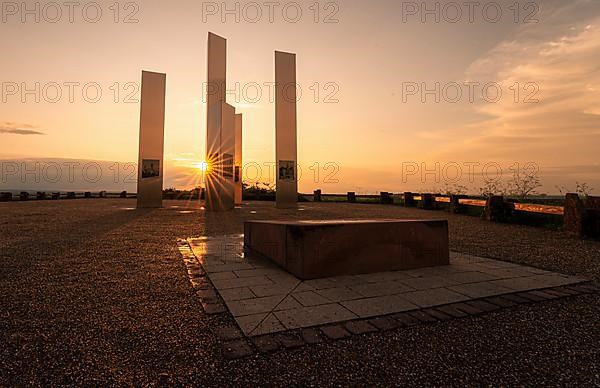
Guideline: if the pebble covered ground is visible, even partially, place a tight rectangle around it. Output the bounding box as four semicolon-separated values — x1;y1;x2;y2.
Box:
1;199;599;386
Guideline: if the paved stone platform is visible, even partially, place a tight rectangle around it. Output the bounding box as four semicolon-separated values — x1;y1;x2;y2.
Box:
187;234;587;337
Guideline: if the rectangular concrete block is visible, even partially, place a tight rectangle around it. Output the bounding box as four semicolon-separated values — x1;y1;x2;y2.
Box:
244;219;450;280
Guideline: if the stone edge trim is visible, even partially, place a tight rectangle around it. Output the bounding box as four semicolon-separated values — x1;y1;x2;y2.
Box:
176;239;599;360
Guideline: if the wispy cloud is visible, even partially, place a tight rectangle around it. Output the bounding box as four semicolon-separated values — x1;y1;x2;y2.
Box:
0;122;44;135
430;1;600;167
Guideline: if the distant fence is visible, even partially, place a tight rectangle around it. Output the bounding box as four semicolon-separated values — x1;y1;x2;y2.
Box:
302;190;599;239
301;191;565;215
0;191;135;202
2;188;597;238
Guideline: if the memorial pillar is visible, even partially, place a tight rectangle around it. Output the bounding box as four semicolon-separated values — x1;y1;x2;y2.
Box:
275;51;298;208
234;113;243;206
205;32;234;211
136;70;166;209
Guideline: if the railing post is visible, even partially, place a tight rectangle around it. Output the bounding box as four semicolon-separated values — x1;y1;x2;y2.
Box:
0;192;13;202
484;196;511;222
99;191;106;198
404;192;416;207
51;192;60;200
67;192;76;199
84;192;92;199
583;196;600;238
313;189;322;202
19;192;29;201
380;192;393;204
419;193;435;210
450;195;466;213
563;193;584;236
120;191;128;198
347;192;356;203
36;192;46;200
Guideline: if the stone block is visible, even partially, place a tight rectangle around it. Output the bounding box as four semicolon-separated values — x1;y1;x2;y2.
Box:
0;192;12;202
300;327;324;344
419;193;436;210
244;219;450;279
484;196;512;222
450;195;467;213
404;192;416;207
313;189;322;202
320;325;351;339
380;192;393;204
344;320;377;335
252;335;280;353
222;339;254;360
564;193;585;236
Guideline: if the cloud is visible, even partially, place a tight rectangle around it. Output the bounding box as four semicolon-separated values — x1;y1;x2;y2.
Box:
0;122;44;135
429;1;600;168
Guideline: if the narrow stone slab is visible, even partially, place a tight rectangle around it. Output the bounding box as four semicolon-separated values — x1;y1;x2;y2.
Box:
350;281;415;298
448;282;513;299
341;295;418;318
219;287;257;302
244;219;449;279
292;291;331;307
274;303;357;329
344;320;378;335
401;288;469;308
226;295;284;317
320;325;351;340
315;287;362;303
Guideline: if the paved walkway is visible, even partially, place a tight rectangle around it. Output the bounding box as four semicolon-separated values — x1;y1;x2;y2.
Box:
188;235;586;336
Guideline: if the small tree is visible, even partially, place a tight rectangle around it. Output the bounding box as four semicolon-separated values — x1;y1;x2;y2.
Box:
442;183;469;196
576;182;594;198
555;182;593;198
479;179;505;198
506;170;542;200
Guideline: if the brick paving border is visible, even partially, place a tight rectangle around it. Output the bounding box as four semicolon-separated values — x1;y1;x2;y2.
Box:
177;240;600;360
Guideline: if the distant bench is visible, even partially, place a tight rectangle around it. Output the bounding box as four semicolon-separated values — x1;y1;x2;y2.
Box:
244;219;449;280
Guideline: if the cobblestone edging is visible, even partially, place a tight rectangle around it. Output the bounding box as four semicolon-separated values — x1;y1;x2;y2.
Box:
176;239;599;360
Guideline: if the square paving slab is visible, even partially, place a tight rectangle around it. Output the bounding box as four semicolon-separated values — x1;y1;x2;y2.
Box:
188;235;587;337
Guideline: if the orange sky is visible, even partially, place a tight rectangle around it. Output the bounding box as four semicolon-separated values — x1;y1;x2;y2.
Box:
1;0;599;194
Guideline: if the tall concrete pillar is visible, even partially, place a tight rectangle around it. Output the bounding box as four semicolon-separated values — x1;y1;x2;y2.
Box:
220;102;236;210
205;32;235;211
234;113;243;206
137;70;166;209
275;51;298;208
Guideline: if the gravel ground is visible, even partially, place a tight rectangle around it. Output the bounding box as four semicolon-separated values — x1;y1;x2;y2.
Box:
1;199;599;386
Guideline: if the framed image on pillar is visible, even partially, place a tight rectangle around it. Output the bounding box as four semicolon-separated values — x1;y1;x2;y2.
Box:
141;159;160;179
279;160;295;181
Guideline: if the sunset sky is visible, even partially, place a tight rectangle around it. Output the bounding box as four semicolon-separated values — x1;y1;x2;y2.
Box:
1;0;599;194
